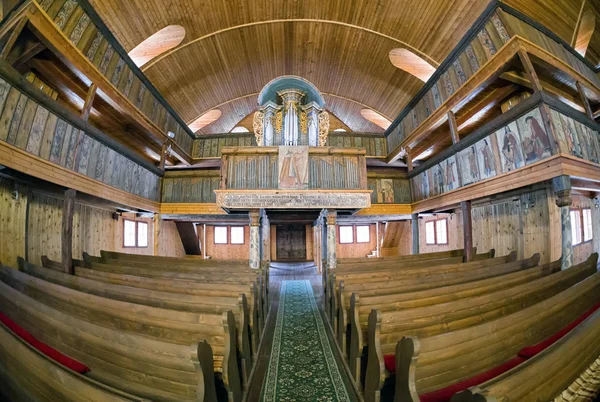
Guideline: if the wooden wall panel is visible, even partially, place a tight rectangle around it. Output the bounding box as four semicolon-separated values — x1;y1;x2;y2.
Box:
192;135;256;158
204;225;249;261
0;178;27;268
571;194;595;265
326;134;387;157
305;224;313;261
158;220;186;258
335;224;377;259
418;213;464;254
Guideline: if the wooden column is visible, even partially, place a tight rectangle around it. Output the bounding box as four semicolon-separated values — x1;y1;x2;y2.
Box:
81;84;97;121
159;142;168;171
592;194;600;256
406;149;413;172
552;175;573;270
153;214;160;256
576;82;594;119
448;111;460;144
411;213;420;255
62;189;76;274
249;210;261;269
261;211;271;265
326;209;337;269
461;201;473;262
518;50;543;93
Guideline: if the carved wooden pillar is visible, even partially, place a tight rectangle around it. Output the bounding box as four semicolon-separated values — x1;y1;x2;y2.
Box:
592;195;600;256
62;189;76;274
321;218;327;267
553;175;573;270
326;209;337;269
261;210;270;265
249;210;261;269
461;201;473;262
411;213;420;255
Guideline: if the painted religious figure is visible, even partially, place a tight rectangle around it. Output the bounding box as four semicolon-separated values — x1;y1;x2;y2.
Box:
573;120;600;164
551;110;583;158
432;164;445;196
444;156;459;191
496;123;524;172
475;138;497;180
378;179;395;203
278;146;309;189
458;146;480;186
421;170;430;200
517;109;551;164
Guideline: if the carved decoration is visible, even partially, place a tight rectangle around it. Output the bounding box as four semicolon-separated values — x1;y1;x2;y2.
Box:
275;110;283;134
318;111;330;146
253;111;264;146
300;110;307;135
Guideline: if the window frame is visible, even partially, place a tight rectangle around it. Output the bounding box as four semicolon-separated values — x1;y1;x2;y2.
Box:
213;226;229;244
355;225;371;243
570;208;593;247
425;218;449;246
338;225;355;244
122;219;149;248
230;226;245;245
582;208;593;242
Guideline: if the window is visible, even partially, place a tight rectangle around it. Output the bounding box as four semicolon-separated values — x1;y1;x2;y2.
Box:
425;218;448;245
230;226;245;244
360;109;391;130
123;219;149;248
571;208;593;246
189;109;222;133
583;209;593;242
356;226;370;243
214;226;228;244
128;25;186;67
388;48;436;82
339;226;354;244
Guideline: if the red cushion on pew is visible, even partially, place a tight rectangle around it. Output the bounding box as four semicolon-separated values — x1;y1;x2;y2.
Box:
518;300;600;359
384;354;396;373
0;312;90;374
418;356;527;402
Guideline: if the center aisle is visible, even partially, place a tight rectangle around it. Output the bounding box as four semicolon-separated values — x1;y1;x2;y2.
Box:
261;280;353;401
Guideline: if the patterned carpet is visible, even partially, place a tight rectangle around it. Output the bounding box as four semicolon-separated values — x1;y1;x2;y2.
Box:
261;280;352;402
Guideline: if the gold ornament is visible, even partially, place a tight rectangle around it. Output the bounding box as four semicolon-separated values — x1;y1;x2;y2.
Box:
275;110;283;134
300;110;307;135
253;111;264;146
318;112;330;146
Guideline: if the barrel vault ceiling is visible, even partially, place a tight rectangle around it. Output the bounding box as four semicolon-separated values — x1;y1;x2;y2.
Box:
87;0;600;135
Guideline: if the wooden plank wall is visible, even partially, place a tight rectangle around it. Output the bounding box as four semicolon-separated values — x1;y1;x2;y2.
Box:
386;11;511;152
161;171;220;203
0;178;27;268
419;213;464;254
326;134;387;157
203;225;249;261
571;194;595;265
0;77;161;201
335;224;377;259
38;0;194;154
367;177;412;204
157;220;186;258
380;221;411;256
192;135;256;158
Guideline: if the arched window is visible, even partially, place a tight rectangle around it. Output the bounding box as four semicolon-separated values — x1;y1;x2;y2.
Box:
188;109;221;132
128;25;186;67
333;128;347;132
231;126;250;133
360;109;391;130
389;48;436;82
574;10;595;56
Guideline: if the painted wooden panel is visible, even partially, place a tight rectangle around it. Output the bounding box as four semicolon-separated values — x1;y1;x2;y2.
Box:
0;77;161;201
192;135;257;158
326;134;387;157
38;0;194;155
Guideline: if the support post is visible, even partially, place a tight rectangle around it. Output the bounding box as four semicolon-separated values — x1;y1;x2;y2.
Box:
592;194;600;256
406;149;413;172
261;210;270;265
326;209;337;269
518;49;543;93
411;213;420;255
81;84;97;121
461;201;473;262
159;141;168;171
153;213;159;256
553;175;573;270
62;189;76;274
448;111;460;144
249;210;261;269
576;81;594;120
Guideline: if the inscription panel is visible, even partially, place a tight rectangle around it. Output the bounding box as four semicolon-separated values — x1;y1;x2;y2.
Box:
215;190;371;209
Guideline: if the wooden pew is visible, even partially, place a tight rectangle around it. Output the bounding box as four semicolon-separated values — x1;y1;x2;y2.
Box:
451;309;600;402
0;265;243;401
339;254;543;380
22;259;255;384
40;255;82;272
100;250;248;265
337;248;466;265
327;250;502;332
0;279;221;402
0;321;148;402
73;263;264;359
376;254;600;402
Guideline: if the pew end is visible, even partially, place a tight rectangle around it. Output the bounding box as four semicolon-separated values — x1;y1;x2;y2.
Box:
449;388;488;402
221;310;242;402
393;336;421;402
337;281;347;358
237;294;251;388
364;309;385;402
192;340;219;402
349;293;364;388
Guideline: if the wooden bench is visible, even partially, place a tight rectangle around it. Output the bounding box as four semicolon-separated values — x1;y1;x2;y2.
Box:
0;277;222;402
0;320;148;402
23;258;255;384
327;250;501;333
339;254;542;382
337;249;466;265
0;265;243;401
375;253;600;402
451;309;600;402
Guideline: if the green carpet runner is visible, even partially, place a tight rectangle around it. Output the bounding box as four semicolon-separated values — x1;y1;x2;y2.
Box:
262;280;351;401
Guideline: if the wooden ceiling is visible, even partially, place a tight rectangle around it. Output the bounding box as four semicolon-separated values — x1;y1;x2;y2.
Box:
87;0;600;137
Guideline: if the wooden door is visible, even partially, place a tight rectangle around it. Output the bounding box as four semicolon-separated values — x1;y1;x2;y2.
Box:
276;224;306;260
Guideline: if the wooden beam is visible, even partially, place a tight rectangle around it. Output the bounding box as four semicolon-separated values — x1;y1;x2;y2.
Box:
406;150;413;172
461;200;473;262
448;111;460;144
62;189;76;274
517;49;543;93
80;84;97;122
153;213;160;256
0;16;27;60
159;141;168;171
576;81;594;120
175;222;201;255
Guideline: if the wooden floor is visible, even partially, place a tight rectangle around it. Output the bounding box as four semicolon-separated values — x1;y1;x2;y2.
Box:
244;261;360;401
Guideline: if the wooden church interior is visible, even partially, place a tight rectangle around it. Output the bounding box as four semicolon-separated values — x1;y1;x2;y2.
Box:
0;0;600;401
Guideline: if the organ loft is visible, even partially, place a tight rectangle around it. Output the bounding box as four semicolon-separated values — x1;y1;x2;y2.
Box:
0;0;599;401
